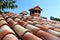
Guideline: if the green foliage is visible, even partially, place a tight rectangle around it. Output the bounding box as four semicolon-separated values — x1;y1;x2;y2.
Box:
50;16;60;21
0;0;17;12
41;16;47;19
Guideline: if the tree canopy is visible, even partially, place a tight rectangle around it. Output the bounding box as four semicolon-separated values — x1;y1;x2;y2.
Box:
50;16;60;21
0;0;17;12
41;16;47;19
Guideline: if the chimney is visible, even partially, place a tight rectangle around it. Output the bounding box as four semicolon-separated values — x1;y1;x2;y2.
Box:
29;6;42;17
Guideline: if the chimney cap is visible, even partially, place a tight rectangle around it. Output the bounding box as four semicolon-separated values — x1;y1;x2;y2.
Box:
29;6;42;11
20;11;28;15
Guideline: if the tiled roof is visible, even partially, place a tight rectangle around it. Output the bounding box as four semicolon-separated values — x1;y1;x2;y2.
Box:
0;13;60;40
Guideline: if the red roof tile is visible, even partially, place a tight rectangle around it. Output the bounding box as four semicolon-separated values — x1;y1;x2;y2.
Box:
0;12;60;40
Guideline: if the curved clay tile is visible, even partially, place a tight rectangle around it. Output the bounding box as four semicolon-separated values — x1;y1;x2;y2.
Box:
0;19;19;40
3;16;42;40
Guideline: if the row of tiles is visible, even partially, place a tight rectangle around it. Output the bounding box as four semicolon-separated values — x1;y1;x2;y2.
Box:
0;13;60;40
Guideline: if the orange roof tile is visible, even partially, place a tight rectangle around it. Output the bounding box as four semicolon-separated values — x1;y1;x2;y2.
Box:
0;11;60;40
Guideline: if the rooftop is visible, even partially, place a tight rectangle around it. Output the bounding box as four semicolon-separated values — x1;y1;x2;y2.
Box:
0;6;60;40
0;12;60;40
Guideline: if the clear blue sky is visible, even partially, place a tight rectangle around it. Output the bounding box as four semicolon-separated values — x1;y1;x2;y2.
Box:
6;0;60;19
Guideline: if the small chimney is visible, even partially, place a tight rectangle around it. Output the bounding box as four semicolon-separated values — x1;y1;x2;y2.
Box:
29;6;42;17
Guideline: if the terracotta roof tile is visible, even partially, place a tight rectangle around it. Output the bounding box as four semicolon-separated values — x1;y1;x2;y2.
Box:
0;13;60;40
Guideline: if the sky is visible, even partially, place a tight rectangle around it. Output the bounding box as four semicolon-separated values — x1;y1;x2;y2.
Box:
6;0;60;19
